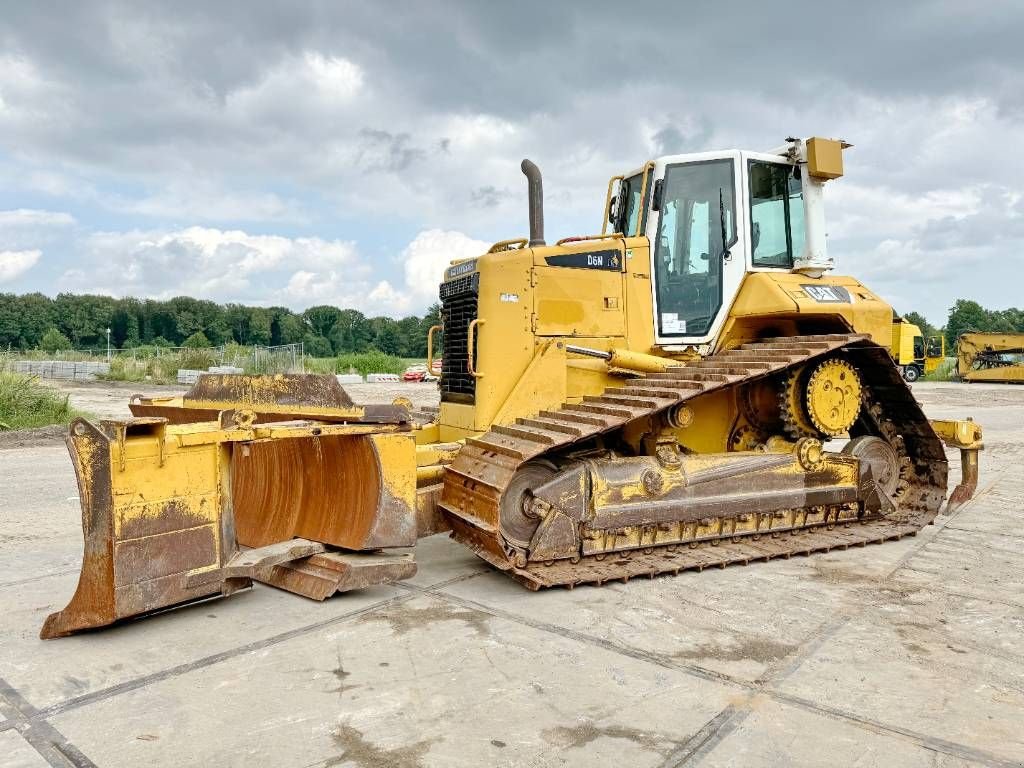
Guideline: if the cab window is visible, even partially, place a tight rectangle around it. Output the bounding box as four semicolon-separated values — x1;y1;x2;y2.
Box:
615;173;650;236
749;161;804;268
652;159;735;337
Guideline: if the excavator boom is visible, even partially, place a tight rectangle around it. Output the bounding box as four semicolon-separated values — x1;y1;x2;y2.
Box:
957;332;1024;383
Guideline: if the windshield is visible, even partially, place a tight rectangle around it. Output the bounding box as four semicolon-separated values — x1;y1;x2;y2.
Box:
749;161;805;268
652;159;735;337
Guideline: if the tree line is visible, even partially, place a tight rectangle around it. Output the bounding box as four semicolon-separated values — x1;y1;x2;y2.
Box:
3;291;1020;360
904;300;1024;350
0;293;441;359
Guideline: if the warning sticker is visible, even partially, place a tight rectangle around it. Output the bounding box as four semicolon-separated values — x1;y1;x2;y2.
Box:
661;313;687;334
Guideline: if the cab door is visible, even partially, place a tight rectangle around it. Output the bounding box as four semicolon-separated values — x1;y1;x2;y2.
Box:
644;152;745;346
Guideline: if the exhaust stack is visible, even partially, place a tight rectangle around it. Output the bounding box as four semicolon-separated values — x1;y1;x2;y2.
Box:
520;159;545;247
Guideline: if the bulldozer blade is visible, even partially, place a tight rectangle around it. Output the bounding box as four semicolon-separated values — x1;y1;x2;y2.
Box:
129;373;407;425
42;414;417;639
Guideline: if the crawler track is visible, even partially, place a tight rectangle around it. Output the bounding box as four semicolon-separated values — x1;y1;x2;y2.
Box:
440;334;949;588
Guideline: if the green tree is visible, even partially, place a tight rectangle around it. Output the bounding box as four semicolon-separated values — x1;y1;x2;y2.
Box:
946;299;992;348
53;293;116;347
902;311;937;340
329;309;373;353
182;331;212;348
40;327;72;352
0;294;21;348
396;316;424;357
275;312;307;345
374;323;402;355
303;305;342;339
248;309;272;345
303;334;333;358
16;293;55;348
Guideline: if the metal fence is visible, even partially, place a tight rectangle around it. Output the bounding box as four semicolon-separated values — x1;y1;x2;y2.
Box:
9;360;111;380
3;342;305;378
243;343;305;374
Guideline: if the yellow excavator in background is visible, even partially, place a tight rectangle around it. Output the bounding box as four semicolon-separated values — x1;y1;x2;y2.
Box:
890;316;945;382
956;332;1024;383
41;138;984;639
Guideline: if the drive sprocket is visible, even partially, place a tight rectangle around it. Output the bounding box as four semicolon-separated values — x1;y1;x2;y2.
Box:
805;358;863;437
779;365;822;439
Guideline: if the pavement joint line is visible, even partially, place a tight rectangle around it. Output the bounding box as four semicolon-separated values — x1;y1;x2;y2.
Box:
417;584;749;689
766;689;1022;768
921;585;1024;611
658;705;742;768
0;568;79;590
667;613;861;767
418;490;1018;768
428;583;1020;768
943;524;1024;542
931;528;1024;556
34;589;419;721
0;676;97;768
27;571;484;722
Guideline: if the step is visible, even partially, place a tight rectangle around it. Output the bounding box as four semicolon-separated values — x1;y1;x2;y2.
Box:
492;423;558;444
540;409;611;427
562;402;635;419
516;417;585;436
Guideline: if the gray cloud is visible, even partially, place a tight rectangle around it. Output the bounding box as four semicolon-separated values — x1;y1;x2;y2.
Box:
0;1;1022;322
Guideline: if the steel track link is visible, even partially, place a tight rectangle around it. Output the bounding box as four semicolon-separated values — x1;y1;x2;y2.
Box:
439;334;948;588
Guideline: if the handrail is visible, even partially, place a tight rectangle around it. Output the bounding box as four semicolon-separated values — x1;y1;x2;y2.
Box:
426;324;442;378
556;232;626;246
601;174;624;235
467;319;485;378
488;238;528;253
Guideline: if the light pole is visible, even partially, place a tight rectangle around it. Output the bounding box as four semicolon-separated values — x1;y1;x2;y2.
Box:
106;327;111;360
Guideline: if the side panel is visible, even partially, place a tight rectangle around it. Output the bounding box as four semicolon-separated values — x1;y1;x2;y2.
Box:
532;266;625;337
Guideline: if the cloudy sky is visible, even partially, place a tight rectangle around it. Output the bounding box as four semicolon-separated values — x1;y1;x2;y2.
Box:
0;1;1021;324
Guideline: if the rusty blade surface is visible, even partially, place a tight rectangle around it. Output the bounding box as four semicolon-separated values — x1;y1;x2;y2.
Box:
231;432;417;550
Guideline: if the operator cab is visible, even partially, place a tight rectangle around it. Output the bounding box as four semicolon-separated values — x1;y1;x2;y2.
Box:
609;137;846;347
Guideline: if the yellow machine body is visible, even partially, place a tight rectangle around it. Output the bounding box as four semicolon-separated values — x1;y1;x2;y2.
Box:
435;240;893;443
44;138;984;637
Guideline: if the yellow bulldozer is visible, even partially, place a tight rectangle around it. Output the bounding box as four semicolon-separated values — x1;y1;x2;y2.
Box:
42;137;984;639
955;332;1024;383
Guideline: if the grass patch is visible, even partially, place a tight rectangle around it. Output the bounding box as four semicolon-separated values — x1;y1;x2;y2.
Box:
101;349;218;384
0;372;81;430
922;357;957;382
307;350;408;377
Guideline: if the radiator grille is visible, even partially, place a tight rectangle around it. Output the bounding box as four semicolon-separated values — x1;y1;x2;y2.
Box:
440;272;479;403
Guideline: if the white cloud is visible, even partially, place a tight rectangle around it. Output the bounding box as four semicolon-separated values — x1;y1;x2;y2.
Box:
63;226;362;304
225;51;364;121
0;209;76;227
0;249;41;282
401;229;490;304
